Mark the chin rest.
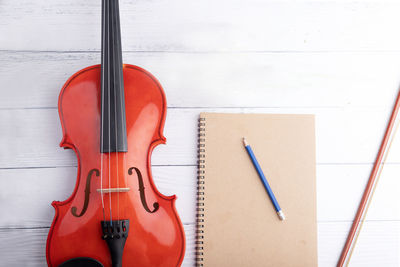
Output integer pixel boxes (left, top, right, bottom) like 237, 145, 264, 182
59, 257, 104, 267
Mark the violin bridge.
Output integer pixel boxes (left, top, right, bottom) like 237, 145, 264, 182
96, 188, 130, 193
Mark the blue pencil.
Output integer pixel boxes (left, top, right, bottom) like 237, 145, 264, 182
243, 137, 285, 221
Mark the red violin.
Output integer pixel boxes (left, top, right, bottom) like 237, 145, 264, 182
46, 1, 185, 266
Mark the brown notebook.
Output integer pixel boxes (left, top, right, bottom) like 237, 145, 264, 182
195, 113, 317, 267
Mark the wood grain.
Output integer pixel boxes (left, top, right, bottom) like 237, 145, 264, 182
0, 224, 196, 267
0, 107, 398, 168
318, 221, 400, 267
0, 166, 197, 228
1, 1, 400, 52
1, 51, 400, 109
1, 163, 399, 230
0, 221, 398, 266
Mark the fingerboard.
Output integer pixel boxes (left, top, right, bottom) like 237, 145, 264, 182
100, 0, 128, 153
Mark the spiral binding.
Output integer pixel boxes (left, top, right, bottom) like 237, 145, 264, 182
195, 116, 206, 266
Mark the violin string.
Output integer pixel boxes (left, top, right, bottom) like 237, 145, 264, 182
112, 0, 120, 223
116, 0, 126, 220
107, 0, 113, 225
99, 0, 106, 222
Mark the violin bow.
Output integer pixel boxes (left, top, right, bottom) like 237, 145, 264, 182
337, 88, 400, 266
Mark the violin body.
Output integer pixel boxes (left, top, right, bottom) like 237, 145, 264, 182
46, 64, 185, 266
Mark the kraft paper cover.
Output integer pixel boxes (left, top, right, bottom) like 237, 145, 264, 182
199, 113, 317, 267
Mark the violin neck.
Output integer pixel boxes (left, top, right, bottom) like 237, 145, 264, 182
100, 0, 128, 153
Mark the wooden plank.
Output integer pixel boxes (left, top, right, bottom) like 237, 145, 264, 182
0, 221, 398, 266
1, 51, 400, 109
318, 221, 400, 266
349, 221, 400, 266
1, 1, 400, 52
1, 163, 399, 228
0, 166, 196, 228
317, 164, 400, 222
0, 227, 50, 267
0, 107, 397, 168
0, 224, 196, 267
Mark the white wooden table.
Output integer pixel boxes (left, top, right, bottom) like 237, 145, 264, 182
1, 0, 400, 266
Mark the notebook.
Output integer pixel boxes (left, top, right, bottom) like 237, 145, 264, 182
195, 113, 317, 267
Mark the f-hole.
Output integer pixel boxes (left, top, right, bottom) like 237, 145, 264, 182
71, 168, 100, 217
128, 167, 159, 213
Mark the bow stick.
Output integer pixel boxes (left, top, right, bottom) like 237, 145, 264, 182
338, 88, 400, 266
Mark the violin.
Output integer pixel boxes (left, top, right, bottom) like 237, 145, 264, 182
46, 0, 185, 266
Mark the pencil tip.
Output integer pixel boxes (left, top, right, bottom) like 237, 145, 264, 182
243, 137, 249, 147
